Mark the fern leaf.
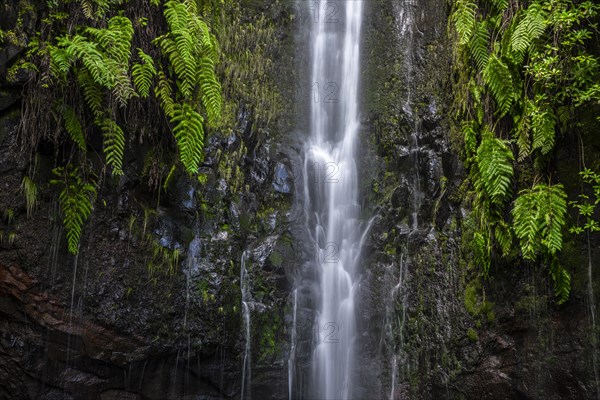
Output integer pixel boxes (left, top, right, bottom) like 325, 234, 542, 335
531, 105, 556, 155
474, 230, 491, 274
199, 56, 222, 124
21, 176, 38, 218
550, 258, 570, 304
512, 188, 540, 260
156, 71, 175, 117
132, 48, 156, 98
99, 117, 125, 176
476, 132, 514, 205
52, 168, 96, 255
483, 54, 515, 116
49, 46, 72, 79
512, 183, 567, 259
495, 220, 512, 256
171, 102, 205, 174
510, 4, 547, 54
540, 183, 567, 255
78, 71, 104, 116
62, 106, 86, 151
462, 120, 478, 158
468, 20, 490, 70
453, 0, 477, 45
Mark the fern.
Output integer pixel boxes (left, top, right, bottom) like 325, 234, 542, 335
495, 220, 513, 256
132, 48, 156, 98
78, 71, 104, 116
21, 176, 38, 218
476, 132, 514, 205
62, 106, 86, 151
512, 183, 567, 260
99, 117, 125, 176
512, 188, 540, 259
51, 167, 96, 255
483, 54, 515, 116
453, 0, 478, 45
531, 104, 556, 155
474, 230, 491, 274
156, 71, 175, 117
86, 16, 133, 65
550, 258, 570, 304
510, 4, 547, 54
462, 120, 478, 158
171, 102, 205, 174
49, 46, 72, 79
468, 20, 490, 70
539, 183, 567, 255
514, 98, 533, 161
199, 56, 222, 124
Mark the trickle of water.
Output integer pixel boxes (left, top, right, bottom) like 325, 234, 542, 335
288, 288, 298, 399
302, 1, 365, 398
240, 251, 252, 400
586, 233, 600, 400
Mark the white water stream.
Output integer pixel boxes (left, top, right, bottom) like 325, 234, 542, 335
302, 1, 365, 398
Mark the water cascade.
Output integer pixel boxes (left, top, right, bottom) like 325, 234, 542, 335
240, 251, 252, 400
300, 1, 365, 398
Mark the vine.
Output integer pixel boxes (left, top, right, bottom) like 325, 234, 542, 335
451, 0, 600, 302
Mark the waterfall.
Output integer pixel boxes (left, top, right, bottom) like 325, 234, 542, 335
240, 251, 251, 400
300, 1, 365, 398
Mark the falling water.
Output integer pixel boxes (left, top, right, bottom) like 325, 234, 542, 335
240, 251, 251, 400
288, 288, 298, 399
586, 233, 600, 399
302, 1, 365, 398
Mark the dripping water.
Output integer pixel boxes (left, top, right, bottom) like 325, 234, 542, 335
240, 251, 251, 400
300, 1, 366, 398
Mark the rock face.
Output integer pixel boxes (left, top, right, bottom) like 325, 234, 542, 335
360, 0, 600, 399
1, 0, 599, 399
0, 1, 295, 399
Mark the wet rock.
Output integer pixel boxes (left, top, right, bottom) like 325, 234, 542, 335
272, 162, 292, 194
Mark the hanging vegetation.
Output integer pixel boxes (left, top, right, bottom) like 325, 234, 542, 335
451, 0, 600, 303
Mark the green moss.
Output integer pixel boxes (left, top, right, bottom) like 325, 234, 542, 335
467, 328, 478, 342
464, 281, 480, 316
268, 250, 283, 267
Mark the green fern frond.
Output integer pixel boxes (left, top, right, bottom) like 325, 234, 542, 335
512, 188, 540, 260
51, 167, 96, 255
462, 120, 479, 158
495, 220, 512, 256
490, 0, 508, 14
49, 46, 72, 79
60, 35, 115, 88
474, 230, 491, 274
531, 105, 556, 155
453, 0, 477, 45
156, 71, 175, 117
98, 117, 125, 176
512, 183, 567, 259
199, 56, 222, 124
468, 20, 490, 70
21, 176, 38, 218
62, 106, 86, 151
476, 132, 514, 205
550, 258, 570, 304
510, 4, 547, 54
78, 71, 104, 116
483, 54, 515, 116
540, 183, 567, 255
132, 48, 156, 98
171, 102, 205, 174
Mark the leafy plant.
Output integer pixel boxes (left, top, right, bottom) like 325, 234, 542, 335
51, 167, 96, 254
21, 176, 38, 218
451, 0, 600, 302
